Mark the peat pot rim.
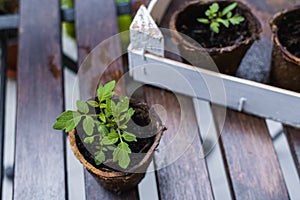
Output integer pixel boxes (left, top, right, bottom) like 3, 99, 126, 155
169, 0, 262, 55
270, 5, 300, 65
69, 114, 166, 179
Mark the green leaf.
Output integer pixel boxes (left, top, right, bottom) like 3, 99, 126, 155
227, 11, 232, 18
102, 130, 119, 145
119, 113, 127, 122
103, 80, 115, 99
216, 18, 229, 28
128, 108, 135, 117
112, 143, 131, 169
122, 132, 137, 142
205, 10, 211, 17
94, 151, 105, 165
102, 136, 118, 145
84, 136, 94, 144
229, 14, 245, 25
118, 97, 129, 113
98, 125, 109, 135
118, 142, 131, 153
100, 103, 107, 109
210, 22, 220, 33
83, 116, 94, 136
109, 129, 119, 139
87, 100, 99, 107
53, 111, 81, 132
97, 84, 104, 102
119, 124, 127, 130
99, 113, 106, 123
110, 100, 117, 118
197, 18, 210, 24
76, 100, 89, 114
53, 121, 66, 130
209, 3, 219, 13
221, 2, 237, 16
205, 10, 217, 19
56, 110, 80, 121
122, 108, 134, 125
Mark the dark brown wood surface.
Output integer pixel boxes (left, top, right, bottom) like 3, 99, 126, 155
143, 87, 214, 200
285, 126, 300, 175
213, 108, 288, 199
14, 0, 66, 199
75, 0, 138, 199
75, 0, 124, 100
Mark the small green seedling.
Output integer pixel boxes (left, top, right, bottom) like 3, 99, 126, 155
53, 80, 137, 169
197, 2, 245, 33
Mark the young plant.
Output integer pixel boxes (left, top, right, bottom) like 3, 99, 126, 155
197, 2, 245, 33
53, 80, 137, 169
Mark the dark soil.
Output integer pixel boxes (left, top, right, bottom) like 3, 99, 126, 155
75, 98, 159, 172
175, 2, 252, 48
277, 11, 300, 58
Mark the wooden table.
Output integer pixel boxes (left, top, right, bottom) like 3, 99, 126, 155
0, 0, 299, 199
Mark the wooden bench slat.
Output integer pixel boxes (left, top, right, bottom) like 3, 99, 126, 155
75, 0, 124, 100
144, 87, 214, 200
285, 126, 300, 175
213, 108, 289, 199
144, 3, 213, 198
75, 0, 138, 198
14, 1, 66, 199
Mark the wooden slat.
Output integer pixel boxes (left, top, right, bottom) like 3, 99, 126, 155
76, 0, 124, 99
14, 0, 66, 199
143, 4, 212, 199
285, 126, 300, 175
0, 32, 7, 197
143, 87, 213, 200
213, 108, 289, 199
75, 0, 138, 199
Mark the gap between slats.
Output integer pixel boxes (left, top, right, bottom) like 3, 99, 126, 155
1, 78, 16, 200
266, 120, 300, 200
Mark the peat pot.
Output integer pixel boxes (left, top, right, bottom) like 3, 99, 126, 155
270, 6, 300, 92
170, 1, 261, 75
69, 99, 166, 193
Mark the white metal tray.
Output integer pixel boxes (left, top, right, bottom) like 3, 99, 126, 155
128, 0, 300, 127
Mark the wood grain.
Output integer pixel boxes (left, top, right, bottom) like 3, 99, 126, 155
75, 0, 138, 198
75, 0, 124, 99
285, 126, 300, 175
14, 0, 66, 199
213, 107, 289, 200
143, 87, 213, 200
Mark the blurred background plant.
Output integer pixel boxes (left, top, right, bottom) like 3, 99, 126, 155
61, 0, 76, 39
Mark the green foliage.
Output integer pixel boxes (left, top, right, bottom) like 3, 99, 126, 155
53, 80, 136, 169
197, 2, 245, 33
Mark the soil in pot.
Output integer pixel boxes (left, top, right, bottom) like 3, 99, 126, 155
270, 7, 300, 92
70, 98, 165, 193
276, 11, 300, 58
170, 1, 261, 75
176, 4, 251, 49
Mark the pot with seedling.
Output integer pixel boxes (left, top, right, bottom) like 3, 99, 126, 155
170, 1, 261, 75
53, 80, 166, 193
270, 6, 300, 92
